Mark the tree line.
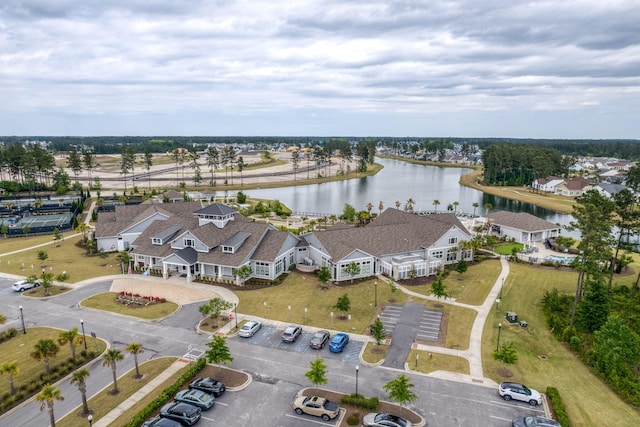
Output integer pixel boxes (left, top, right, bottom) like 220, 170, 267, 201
481, 142, 571, 186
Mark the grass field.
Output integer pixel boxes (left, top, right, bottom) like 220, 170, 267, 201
362, 343, 388, 364
81, 292, 179, 320
408, 259, 501, 306
237, 273, 408, 334
56, 357, 180, 427
0, 235, 122, 281
483, 262, 640, 425
0, 327, 107, 397
408, 349, 470, 375
0, 233, 67, 255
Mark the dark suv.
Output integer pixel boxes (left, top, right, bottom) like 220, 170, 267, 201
281, 325, 302, 343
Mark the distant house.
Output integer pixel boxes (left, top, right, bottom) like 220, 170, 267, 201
532, 176, 594, 197
596, 182, 627, 199
487, 211, 561, 244
554, 177, 594, 197
163, 190, 184, 203
532, 176, 564, 193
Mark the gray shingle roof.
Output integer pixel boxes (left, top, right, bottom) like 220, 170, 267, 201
223, 231, 251, 248
487, 211, 560, 232
193, 204, 237, 216
152, 224, 183, 241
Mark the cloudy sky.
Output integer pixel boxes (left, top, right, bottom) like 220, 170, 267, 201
1, 0, 639, 138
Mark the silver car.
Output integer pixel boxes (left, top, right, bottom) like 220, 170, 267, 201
363, 412, 412, 427
239, 320, 262, 337
12, 279, 40, 292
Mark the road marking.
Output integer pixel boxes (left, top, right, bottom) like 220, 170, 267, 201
491, 415, 512, 421
215, 401, 229, 407
488, 399, 545, 413
284, 413, 335, 426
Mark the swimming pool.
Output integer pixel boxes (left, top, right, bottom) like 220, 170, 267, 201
544, 255, 576, 264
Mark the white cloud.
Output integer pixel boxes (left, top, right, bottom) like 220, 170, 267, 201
0, 0, 639, 137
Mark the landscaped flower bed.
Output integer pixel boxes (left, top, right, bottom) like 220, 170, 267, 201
115, 291, 166, 307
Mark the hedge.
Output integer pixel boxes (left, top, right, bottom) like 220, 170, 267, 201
124, 358, 207, 427
340, 393, 379, 411
546, 386, 571, 427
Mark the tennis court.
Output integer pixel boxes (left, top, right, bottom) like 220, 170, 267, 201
11, 213, 73, 229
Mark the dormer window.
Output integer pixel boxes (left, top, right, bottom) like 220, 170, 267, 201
152, 238, 162, 245
184, 238, 194, 247
222, 245, 233, 253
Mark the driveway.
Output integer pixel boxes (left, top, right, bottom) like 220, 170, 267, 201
109, 276, 238, 305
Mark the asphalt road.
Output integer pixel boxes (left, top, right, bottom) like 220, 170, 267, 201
0, 277, 545, 427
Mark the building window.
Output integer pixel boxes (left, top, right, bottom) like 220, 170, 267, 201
448, 237, 458, 245
446, 248, 457, 262
255, 262, 269, 276
223, 245, 233, 253
431, 250, 443, 259
184, 238, 194, 247
152, 238, 162, 245
275, 259, 283, 275
360, 260, 371, 275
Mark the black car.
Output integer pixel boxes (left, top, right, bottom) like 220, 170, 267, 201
281, 325, 302, 343
189, 377, 226, 397
141, 417, 183, 427
309, 330, 330, 349
512, 415, 561, 427
159, 402, 201, 426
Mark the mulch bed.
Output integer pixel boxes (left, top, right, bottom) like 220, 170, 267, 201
196, 364, 249, 388
308, 389, 423, 427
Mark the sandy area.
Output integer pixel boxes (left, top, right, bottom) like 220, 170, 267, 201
109, 277, 221, 305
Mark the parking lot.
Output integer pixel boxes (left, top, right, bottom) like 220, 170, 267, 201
230, 324, 364, 365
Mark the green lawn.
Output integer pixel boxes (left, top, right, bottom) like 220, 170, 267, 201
0, 233, 64, 255
0, 327, 107, 397
362, 342, 388, 364
483, 262, 640, 426
408, 349, 470, 375
81, 292, 179, 320
409, 259, 501, 305
436, 302, 477, 350
237, 273, 408, 334
0, 235, 122, 282
493, 242, 524, 256
57, 357, 180, 427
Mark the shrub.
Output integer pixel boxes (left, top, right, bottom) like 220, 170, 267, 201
347, 413, 360, 425
493, 342, 518, 364
546, 387, 571, 427
340, 393, 379, 411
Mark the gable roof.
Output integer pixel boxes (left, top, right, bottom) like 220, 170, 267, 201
488, 211, 559, 232
309, 209, 470, 261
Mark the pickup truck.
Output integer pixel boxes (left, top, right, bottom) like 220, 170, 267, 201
293, 395, 340, 421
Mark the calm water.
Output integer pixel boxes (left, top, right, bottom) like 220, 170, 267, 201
226, 157, 574, 231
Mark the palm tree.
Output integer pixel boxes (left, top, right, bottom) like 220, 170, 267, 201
1, 361, 19, 395
116, 251, 133, 274
31, 339, 59, 375
36, 384, 64, 427
126, 342, 144, 378
433, 199, 440, 213
406, 198, 415, 213
378, 201, 384, 215
484, 202, 493, 216
472, 202, 479, 217
366, 202, 373, 216
70, 368, 90, 414
103, 349, 124, 394
76, 222, 89, 243
58, 328, 83, 360
395, 200, 401, 209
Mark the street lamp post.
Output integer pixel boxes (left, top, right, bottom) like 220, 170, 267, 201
374, 280, 377, 307
496, 323, 502, 352
80, 320, 88, 351
234, 303, 238, 329
19, 306, 26, 334
288, 305, 291, 322
88, 414, 93, 426
355, 365, 360, 397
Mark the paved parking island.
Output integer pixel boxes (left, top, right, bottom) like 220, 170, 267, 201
231, 325, 364, 364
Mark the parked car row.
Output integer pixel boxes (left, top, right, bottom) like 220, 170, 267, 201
238, 322, 351, 353
142, 377, 225, 426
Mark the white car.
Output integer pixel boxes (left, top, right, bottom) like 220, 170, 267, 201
238, 320, 262, 337
12, 279, 41, 292
499, 382, 542, 406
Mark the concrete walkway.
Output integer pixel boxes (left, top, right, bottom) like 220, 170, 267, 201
391, 256, 510, 385
92, 359, 190, 427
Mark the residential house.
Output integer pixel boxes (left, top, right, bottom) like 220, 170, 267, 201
487, 211, 561, 244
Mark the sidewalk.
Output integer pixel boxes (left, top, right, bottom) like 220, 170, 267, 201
93, 359, 190, 427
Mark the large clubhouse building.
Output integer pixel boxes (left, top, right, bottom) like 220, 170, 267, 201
95, 201, 473, 284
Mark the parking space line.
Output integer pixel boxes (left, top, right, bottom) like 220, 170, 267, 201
284, 413, 337, 426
